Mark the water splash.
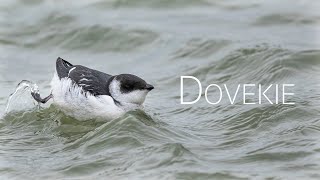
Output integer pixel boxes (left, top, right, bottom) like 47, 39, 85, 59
5, 80, 40, 114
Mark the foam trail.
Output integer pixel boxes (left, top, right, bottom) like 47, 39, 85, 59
5, 80, 40, 114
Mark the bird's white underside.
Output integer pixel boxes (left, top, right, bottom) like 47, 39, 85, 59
50, 73, 145, 121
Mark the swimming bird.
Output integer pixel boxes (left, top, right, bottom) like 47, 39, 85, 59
31, 57, 154, 120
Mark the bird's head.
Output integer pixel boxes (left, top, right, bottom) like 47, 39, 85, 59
109, 74, 154, 105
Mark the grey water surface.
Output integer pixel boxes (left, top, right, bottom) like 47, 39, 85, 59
0, 0, 320, 179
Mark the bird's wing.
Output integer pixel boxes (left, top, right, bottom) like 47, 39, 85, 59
68, 65, 113, 96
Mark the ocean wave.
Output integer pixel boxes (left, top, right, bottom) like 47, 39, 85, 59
252, 13, 320, 26
0, 105, 202, 179
184, 45, 320, 85
0, 24, 158, 52
0, 0, 266, 10
171, 38, 230, 59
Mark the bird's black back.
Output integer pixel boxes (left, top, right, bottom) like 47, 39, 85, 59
56, 57, 113, 96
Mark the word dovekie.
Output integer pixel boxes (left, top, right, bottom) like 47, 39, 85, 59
180, 76, 295, 105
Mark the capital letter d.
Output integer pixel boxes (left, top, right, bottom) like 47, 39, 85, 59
181, 76, 202, 104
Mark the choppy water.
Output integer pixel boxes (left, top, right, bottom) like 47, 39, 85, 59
0, 0, 320, 179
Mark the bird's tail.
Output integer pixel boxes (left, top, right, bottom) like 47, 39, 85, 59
56, 57, 73, 79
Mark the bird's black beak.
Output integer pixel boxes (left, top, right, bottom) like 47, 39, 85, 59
145, 84, 154, 91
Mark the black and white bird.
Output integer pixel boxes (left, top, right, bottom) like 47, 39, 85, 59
31, 57, 154, 120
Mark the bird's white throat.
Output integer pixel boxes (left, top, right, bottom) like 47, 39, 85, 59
109, 79, 148, 105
